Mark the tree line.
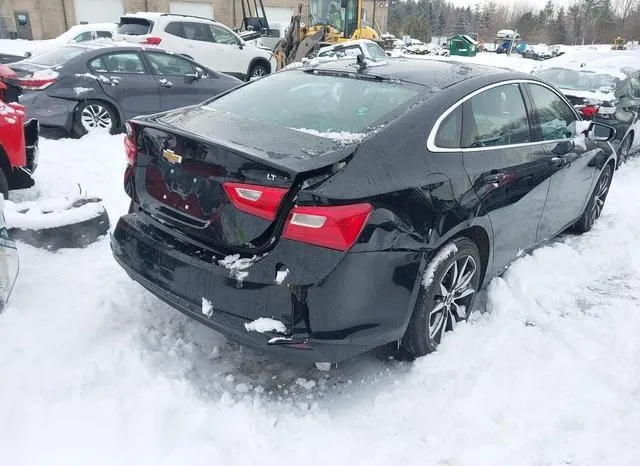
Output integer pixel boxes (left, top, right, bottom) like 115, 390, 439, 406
387, 0, 640, 46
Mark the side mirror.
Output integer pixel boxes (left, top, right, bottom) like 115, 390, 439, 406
587, 122, 616, 142
238, 40, 244, 50
187, 68, 203, 80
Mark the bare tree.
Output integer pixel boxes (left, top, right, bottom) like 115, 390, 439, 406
616, 0, 639, 34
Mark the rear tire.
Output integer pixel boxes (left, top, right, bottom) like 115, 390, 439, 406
573, 163, 613, 234
402, 237, 482, 357
72, 100, 118, 138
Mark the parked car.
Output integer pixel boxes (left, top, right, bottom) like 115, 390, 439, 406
533, 63, 640, 148
27, 23, 117, 58
0, 195, 20, 313
10, 42, 242, 137
0, 73, 38, 198
282, 39, 388, 71
112, 12, 276, 81
111, 58, 617, 364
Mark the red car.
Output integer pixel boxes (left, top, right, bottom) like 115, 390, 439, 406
0, 63, 38, 198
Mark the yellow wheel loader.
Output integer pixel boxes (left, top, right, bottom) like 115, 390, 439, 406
274, 0, 380, 70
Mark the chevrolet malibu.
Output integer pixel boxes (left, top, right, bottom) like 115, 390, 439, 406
111, 58, 617, 364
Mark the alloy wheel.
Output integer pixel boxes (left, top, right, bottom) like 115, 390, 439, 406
80, 104, 112, 132
590, 167, 611, 224
428, 254, 477, 343
251, 67, 266, 77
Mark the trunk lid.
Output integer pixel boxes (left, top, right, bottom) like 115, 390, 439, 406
131, 107, 359, 251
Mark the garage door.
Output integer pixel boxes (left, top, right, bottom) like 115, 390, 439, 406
264, 7, 293, 24
74, 0, 123, 24
169, 1, 214, 20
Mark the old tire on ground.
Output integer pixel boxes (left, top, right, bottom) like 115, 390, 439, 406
71, 100, 118, 138
402, 237, 482, 358
573, 163, 613, 234
6, 200, 110, 251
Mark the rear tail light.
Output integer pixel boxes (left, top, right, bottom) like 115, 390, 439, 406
19, 77, 56, 90
144, 36, 162, 45
580, 105, 599, 119
283, 203, 372, 251
124, 122, 137, 165
223, 182, 288, 221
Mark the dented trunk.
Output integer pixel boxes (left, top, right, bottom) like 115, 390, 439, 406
128, 108, 358, 252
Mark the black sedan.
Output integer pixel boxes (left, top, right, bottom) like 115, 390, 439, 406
10, 42, 242, 137
111, 58, 617, 364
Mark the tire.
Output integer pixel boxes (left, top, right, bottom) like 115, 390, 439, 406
0, 168, 9, 200
618, 133, 632, 168
402, 237, 482, 357
72, 100, 118, 138
5, 198, 110, 251
573, 163, 613, 234
248, 62, 269, 79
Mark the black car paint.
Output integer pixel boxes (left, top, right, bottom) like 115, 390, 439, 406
11, 44, 242, 133
111, 58, 616, 363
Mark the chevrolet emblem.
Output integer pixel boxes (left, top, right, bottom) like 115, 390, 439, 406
162, 149, 182, 164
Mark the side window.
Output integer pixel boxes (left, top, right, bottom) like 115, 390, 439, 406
164, 22, 184, 38
91, 52, 146, 74
366, 42, 388, 60
462, 83, 531, 148
435, 106, 462, 148
96, 31, 112, 38
209, 24, 238, 45
88, 56, 108, 72
146, 52, 195, 76
183, 22, 214, 42
629, 75, 640, 98
527, 83, 577, 141
72, 31, 93, 43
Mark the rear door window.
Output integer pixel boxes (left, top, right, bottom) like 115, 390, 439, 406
116, 18, 152, 35
434, 106, 462, 148
164, 22, 184, 38
90, 52, 146, 74
526, 83, 577, 141
97, 31, 113, 38
462, 83, 531, 148
183, 22, 215, 42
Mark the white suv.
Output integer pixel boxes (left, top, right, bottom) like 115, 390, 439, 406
113, 13, 275, 80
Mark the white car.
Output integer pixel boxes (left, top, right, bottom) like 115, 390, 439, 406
281, 39, 388, 71
28, 23, 117, 56
113, 13, 275, 81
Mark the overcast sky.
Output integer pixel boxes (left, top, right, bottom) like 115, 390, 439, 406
447, 0, 575, 9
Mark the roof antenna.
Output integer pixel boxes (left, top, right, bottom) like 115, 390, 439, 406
356, 53, 367, 71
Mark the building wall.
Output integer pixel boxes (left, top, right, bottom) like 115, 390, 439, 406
0, 0, 386, 40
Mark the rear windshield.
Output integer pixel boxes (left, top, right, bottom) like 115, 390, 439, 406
116, 18, 152, 35
535, 67, 620, 93
202, 70, 420, 135
27, 46, 86, 66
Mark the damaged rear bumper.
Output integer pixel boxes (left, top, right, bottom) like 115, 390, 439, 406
111, 211, 421, 363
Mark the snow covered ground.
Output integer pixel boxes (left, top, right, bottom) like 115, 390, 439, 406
1, 48, 640, 464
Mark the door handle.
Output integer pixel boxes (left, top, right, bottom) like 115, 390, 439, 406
158, 79, 173, 88
550, 156, 568, 167
483, 172, 506, 184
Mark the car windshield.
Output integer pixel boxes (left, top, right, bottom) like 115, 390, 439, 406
26, 46, 86, 66
535, 67, 620, 93
202, 71, 421, 134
